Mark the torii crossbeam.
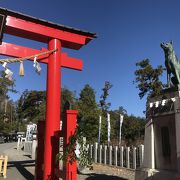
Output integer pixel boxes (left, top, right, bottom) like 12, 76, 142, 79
0, 8, 96, 180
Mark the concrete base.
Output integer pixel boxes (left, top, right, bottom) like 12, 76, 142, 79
135, 168, 180, 180
141, 90, 180, 179
143, 119, 155, 169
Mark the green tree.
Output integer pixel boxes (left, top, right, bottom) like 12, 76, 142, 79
0, 71, 16, 98
134, 59, 164, 99
16, 90, 46, 123
122, 115, 145, 145
16, 88, 77, 129
98, 81, 113, 142
61, 87, 77, 113
0, 70, 16, 118
77, 84, 99, 143
113, 106, 127, 116
0, 71, 17, 133
99, 81, 113, 113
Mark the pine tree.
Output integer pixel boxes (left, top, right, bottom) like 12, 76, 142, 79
99, 81, 113, 113
134, 59, 164, 99
77, 84, 99, 143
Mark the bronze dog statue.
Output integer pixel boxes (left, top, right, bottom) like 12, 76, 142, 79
161, 41, 180, 87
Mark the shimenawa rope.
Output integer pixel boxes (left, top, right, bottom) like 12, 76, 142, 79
0, 48, 57, 63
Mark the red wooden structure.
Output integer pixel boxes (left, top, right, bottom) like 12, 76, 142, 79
62, 110, 78, 180
36, 109, 78, 180
36, 121, 45, 180
0, 8, 96, 180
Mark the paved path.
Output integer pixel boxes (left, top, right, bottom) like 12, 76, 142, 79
0, 142, 127, 180
0, 142, 34, 180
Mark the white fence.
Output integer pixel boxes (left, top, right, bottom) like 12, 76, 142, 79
88, 143, 144, 169
18, 137, 144, 170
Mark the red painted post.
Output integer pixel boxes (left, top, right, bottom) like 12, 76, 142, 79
43, 39, 61, 180
35, 121, 45, 180
64, 110, 78, 180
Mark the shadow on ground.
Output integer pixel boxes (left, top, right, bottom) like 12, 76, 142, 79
8, 160, 35, 180
7, 160, 127, 180
80, 173, 127, 180
23, 154, 32, 158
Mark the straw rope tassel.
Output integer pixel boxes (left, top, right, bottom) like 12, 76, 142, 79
19, 61, 24, 76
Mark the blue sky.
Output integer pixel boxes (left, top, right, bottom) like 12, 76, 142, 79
1, 0, 180, 117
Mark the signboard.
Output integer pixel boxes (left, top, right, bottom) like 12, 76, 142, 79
26, 123, 37, 141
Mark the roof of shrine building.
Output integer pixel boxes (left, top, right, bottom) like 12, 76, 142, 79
0, 7, 97, 38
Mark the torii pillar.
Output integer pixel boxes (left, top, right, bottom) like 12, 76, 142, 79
45, 39, 61, 179
0, 8, 96, 180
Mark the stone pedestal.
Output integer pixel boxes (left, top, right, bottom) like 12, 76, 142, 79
136, 90, 180, 180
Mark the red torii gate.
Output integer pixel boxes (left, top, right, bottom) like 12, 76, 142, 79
0, 8, 96, 180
